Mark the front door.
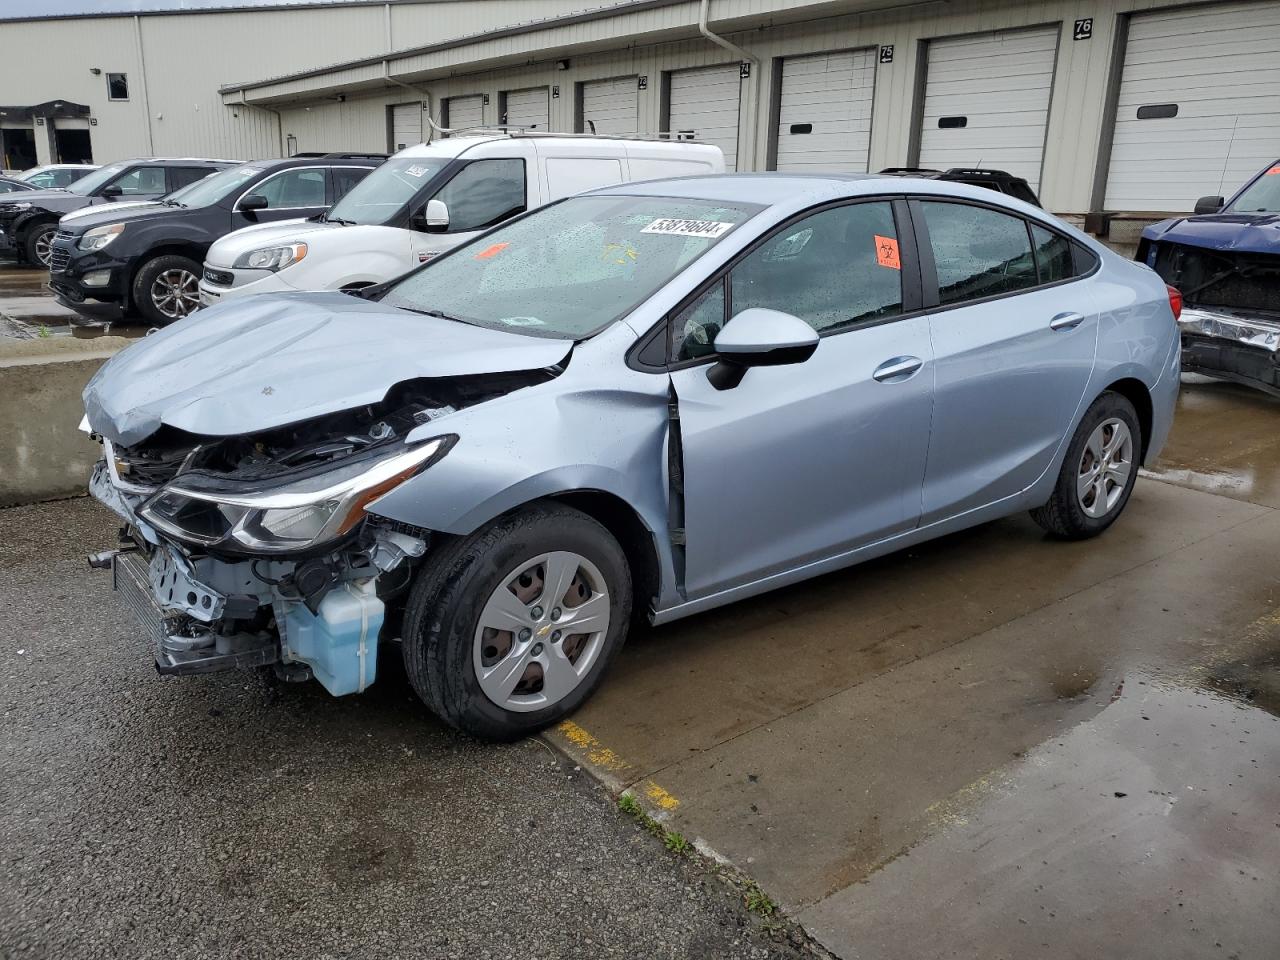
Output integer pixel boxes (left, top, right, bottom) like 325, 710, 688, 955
912, 199, 1098, 522
233, 166, 331, 228
670, 200, 935, 599
407, 156, 530, 267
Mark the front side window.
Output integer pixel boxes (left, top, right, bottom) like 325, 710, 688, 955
672, 280, 727, 362
107, 73, 129, 101
110, 166, 167, 195
382, 194, 760, 339
168, 167, 216, 191
428, 158, 526, 233
730, 202, 905, 334
920, 201, 1036, 305
249, 168, 327, 208
325, 156, 450, 225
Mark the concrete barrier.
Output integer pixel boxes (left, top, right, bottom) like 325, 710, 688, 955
0, 337, 133, 508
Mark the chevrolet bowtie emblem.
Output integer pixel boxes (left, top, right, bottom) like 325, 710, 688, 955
537, 624, 552, 637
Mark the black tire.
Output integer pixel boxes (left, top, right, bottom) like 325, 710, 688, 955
23, 221, 56, 268
402, 503, 632, 741
131, 254, 202, 325
1031, 391, 1142, 540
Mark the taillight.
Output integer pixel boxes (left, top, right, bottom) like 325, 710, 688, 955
1166, 284, 1183, 321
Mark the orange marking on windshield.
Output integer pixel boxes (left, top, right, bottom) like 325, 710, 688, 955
474, 242, 510, 260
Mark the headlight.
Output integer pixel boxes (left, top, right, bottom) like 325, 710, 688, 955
233, 242, 308, 272
79, 222, 125, 252
138, 435, 454, 554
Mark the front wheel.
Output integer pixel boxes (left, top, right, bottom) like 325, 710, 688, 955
132, 254, 201, 324
402, 503, 632, 741
24, 222, 57, 268
1030, 391, 1142, 540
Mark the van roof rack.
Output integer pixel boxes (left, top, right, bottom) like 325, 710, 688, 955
424, 116, 705, 145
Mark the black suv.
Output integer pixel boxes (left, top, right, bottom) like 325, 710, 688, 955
878, 167, 1042, 207
0, 158, 235, 268
48, 153, 384, 324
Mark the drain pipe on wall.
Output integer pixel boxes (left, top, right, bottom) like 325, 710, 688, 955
698, 0, 759, 170
240, 92, 285, 157
386, 62, 435, 145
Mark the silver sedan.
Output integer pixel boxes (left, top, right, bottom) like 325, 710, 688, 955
84, 174, 1181, 740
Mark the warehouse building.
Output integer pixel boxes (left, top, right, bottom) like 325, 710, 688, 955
3, 0, 1279, 240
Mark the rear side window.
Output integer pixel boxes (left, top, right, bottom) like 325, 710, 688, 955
330, 166, 372, 203
1031, 224, 1073, 283
431, 158, 526, 233
111, 166, 167, 195
167, 167, 215, 191
920, 201, 1037, 305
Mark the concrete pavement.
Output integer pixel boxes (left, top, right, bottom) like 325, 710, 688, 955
550, 376, 1280, 959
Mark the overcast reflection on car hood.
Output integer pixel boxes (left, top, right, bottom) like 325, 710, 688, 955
83, 291, 571, 446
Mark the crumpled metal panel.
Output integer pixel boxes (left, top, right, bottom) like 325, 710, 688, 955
1144, 212, 1280, 256
1179, 306, 1280, 354
82, 291, 571, 446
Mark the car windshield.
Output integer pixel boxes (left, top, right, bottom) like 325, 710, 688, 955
325, 157, 449, 225
381, 194, 762, 339
1227, 164, 1280, 213
68, 162, 130, 196
166, 164, 261, 207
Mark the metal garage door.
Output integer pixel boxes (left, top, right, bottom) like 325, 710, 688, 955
917, 27, 1058, 190
581, 76, 638, 135
668, 64, 741, 170
1105, 1, 1280, 211
775, 49, 876, 173
390, 102, 422, 151
445, 94, 484, 135
503, 87, 550, 130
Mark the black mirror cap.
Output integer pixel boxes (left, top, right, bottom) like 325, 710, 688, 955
100, 184, 123, 198
240, 193, 269, 212
706, 341, 818, 391
1193, 195, 1224, 215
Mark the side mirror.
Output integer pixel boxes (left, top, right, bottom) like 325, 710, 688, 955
239, 193, 269, 214
1193, 195, 1224, 215
707, 308, 819, 390
415, 198, 449, 233
100, 184, 123, 199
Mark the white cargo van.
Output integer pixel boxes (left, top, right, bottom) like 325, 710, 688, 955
198, 132, 724, 305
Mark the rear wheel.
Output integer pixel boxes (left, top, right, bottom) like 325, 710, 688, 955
132, 254, 201, 324
24, 222, 56, 268
1031, 391, 1142, 540
402, 503, 632, 741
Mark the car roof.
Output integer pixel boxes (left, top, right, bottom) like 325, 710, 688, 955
594, 172, 1035, 207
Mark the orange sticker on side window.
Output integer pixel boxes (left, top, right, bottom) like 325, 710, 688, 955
1266, 165, 1280, 176
874, 235, 901, 270
474, 242, 510, 260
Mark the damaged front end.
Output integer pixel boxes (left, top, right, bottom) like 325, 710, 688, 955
86, 384, 471, 694
1142, 238, 1280, 396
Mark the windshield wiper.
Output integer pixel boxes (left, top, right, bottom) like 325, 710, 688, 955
395, 305, 472, 325
161, 198, 186, 208
321, 214, 356, 225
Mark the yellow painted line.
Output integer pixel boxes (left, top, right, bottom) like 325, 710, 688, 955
554, 720, 681, 813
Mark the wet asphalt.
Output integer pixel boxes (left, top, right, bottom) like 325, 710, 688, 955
0, 499, 811, 960
0, 263, 145, 341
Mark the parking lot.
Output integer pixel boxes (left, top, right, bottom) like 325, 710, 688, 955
4, 259, 1280, 958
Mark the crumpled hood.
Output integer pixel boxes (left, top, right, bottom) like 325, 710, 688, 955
1142, 212, 1280, 255
205, 218, 340, 264
83, 291, 571, 446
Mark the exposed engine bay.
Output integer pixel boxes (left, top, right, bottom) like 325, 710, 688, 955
88, 369, 555, 693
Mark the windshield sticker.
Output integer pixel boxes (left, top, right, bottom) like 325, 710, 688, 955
875, 235, 901, 270
474, 242, 510, 260
499, 316, 544, 327
641, 218, 735, 238
405, 165, 431, 178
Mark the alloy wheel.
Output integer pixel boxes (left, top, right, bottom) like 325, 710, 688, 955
473, 551, 610, 712
33, 231, 54, 268
1077, 417, 1133, 519
151, 268, 200, 320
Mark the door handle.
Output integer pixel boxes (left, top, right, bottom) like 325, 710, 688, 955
1049, 311, 1086, 331
872, 356, 923, 382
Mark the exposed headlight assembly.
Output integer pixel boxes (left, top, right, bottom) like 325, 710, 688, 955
139, 435, 455, 554
234, 242, 308, 272
79, 222, 125, 251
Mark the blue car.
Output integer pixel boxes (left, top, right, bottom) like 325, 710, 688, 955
1138, 159, 1280, 397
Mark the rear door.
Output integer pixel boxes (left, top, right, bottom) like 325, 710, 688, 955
671, 198, 934, 598
913, 198, 1097, 522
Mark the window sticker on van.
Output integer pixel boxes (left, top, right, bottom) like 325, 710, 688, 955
641, 218, 735, 238
405, 165, 431, 178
